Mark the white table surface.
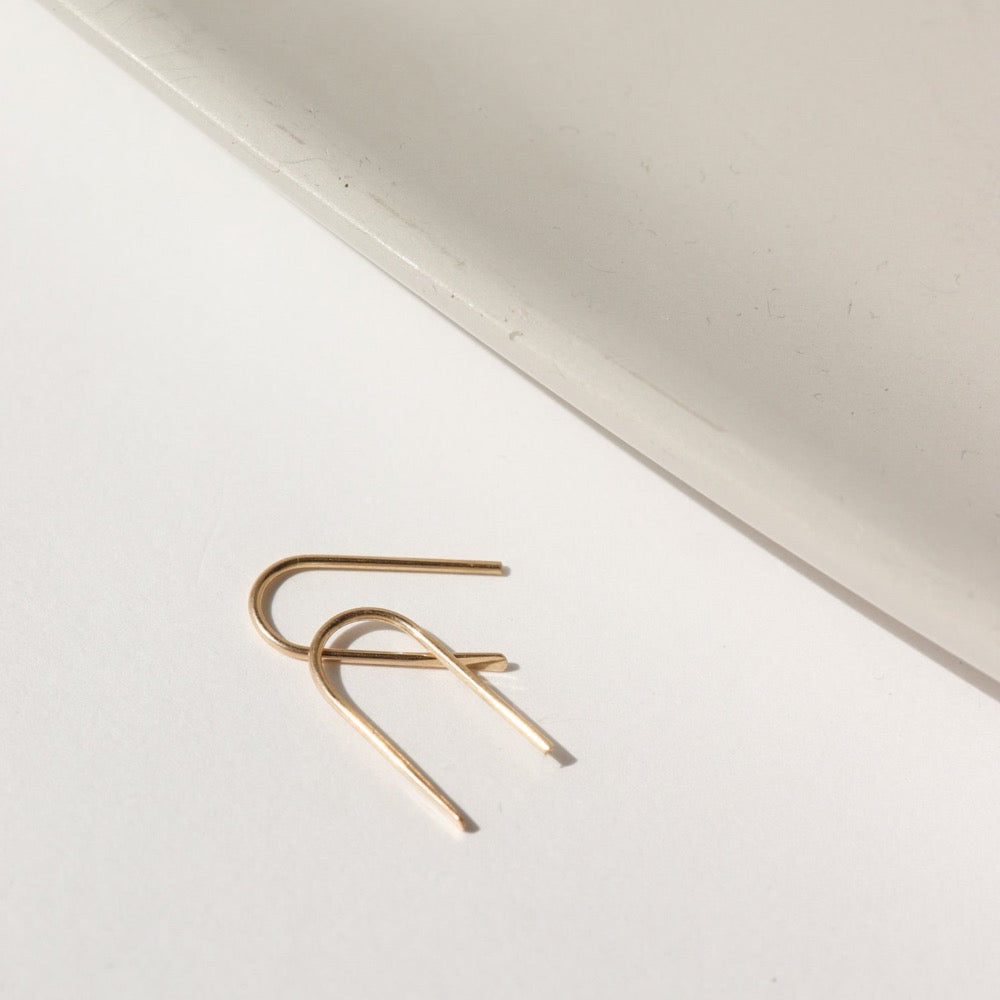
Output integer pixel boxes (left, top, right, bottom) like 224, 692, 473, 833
4, 4, 1000, 997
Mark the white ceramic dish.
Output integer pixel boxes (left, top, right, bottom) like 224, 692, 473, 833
42, 0, 1000, 678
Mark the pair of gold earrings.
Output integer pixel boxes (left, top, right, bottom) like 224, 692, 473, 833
248, 555, 559, 831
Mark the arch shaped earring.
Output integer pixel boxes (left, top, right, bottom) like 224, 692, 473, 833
308, 606, 554, 830
249, 554, 509, 672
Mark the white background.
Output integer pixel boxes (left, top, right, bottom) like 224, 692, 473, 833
4, 3, 1000, 997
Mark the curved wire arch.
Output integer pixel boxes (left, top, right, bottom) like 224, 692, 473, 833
308, 606, 553, 830
249, 554, 508, 672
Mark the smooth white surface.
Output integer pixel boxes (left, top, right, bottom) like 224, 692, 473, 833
4, 5, 1000, 998
39, 0, 1000, 678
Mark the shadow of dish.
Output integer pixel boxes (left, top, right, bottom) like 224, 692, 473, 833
518, 374, 1000, 705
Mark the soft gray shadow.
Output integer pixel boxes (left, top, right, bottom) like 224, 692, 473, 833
491, 363, 1000, 705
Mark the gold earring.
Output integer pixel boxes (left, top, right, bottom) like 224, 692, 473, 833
249, 554, 558, 831
308, 605, 553, 831
249, 554, 509, 671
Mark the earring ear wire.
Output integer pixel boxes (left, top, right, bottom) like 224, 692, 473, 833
249, 554, 560, 831
249, 554, 508, 671
308, 606, 554, 831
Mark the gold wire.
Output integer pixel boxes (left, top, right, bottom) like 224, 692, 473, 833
308, 606, 554, 831
249, 554, 508, 672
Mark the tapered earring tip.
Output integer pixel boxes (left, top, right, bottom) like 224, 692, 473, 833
449, 810, 477, 833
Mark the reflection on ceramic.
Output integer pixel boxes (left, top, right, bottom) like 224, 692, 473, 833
43, 0, 1000, 677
